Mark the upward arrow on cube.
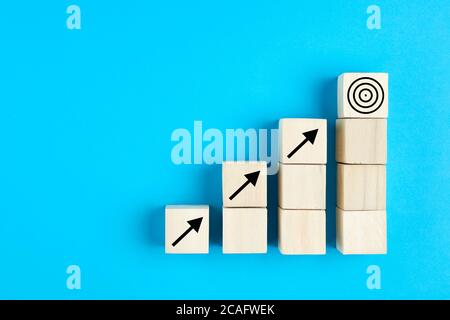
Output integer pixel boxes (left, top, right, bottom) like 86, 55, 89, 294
287, 129, 319, 159
171, 217, 203, 247
229, 171, 260, 201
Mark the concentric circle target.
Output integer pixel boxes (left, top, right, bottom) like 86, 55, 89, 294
347, 77, 384, 114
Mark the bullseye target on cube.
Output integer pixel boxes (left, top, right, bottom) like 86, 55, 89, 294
338, 73, 388, 118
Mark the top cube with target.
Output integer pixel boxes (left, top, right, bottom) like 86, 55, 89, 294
338, 73, 388, 119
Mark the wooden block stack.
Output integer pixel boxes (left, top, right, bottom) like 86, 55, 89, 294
336, 73, 388, 254
222, 161, 267, 253
278, 119, 327, 254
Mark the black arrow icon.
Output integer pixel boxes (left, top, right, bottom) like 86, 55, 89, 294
287, 129, 319, 159
171, 217, 203, 247
229, 171, 260, 201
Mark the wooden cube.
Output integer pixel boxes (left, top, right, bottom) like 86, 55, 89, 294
279, 164, 326, 209
337, 164, 386, 210
338, 73, 388, 118
165, 205, 209, 254
279, 118, 327, 164
223, 207, 267, 254
336, 118, 387, 164
222, 161, 267, 207
337, 208, 387, 254
278, 208, 326, 255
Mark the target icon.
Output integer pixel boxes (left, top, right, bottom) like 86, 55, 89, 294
347, 77, 385, 114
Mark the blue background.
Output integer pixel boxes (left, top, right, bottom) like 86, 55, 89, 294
0, 1, 449, 299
